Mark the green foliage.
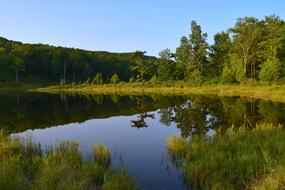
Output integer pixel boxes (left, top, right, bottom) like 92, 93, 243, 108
259, 57, 281, 84
0, 130, 137, 190
167, 124, 285, 190
103, 171, 138, 190
85, 77, 92, 84
176, 21, 208, 80
128, 76, 135, 83
131, 51, 152, 85
1, 15, 285, 86
93, 144, 111, 168
149, 74, 158, 83
167, 137, 187, 160
209, 32, 231, 78
222, 64, 235, 83
231, 54, 246, 83
110, 73, 120, 84
92, 73, 104, 84
0, 37, 156, 84
188, 70, 203, 86
157, 49, 175, 81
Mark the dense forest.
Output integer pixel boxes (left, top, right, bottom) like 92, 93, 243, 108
0, 15, 285, 85
0, 38, 157, 84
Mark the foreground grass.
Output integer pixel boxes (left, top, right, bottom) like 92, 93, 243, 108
36, 82, 285, 103
0, 131, 138, 190
167, 123, 285, 190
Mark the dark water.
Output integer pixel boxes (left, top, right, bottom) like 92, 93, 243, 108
1, 92, 285, 190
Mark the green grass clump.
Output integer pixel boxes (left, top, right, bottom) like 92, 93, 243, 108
103, 170, 138, 190
167, 123, 285, 190
93, 143, 111, 168
166, 136, 187, 161
251, 166, 285, 190
0, 130, 137, 190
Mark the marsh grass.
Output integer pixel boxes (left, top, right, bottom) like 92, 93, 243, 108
36, 82, 285, 103
103, 170, 138, 190
0, 130, 138, 190
93, 143, 111, 168
166, 137, 187, 164
167, 123, 285, 190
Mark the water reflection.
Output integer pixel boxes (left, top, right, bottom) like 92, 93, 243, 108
1, 93, 285, 137
2, 92, 285, 190
131, 96, 155, 128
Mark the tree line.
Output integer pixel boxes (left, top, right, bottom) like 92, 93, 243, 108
0, 15, 285, 85
157, 15, 285, 85
0, 38, 156, 84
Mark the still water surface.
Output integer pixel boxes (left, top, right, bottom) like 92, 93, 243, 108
1, 92, 285, 190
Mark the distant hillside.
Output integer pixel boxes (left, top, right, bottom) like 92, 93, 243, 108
0, 37, 157, 84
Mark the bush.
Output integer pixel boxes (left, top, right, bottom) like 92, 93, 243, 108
110, 73, 120, 84
92, 73, 104, 85
129, 77, 135, 83
84, 78, 91, 84
259, 57, 281, 84
188, 70, 203, 86
222, 64, 235, 83
149, 75, 158, 83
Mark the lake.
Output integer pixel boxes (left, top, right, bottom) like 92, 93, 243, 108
1, 92, 285, 190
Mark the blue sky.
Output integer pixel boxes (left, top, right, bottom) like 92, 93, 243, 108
0, 0, 284, 56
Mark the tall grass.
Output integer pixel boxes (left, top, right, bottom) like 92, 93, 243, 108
93, 143, 111, 168
36, 82, 285, 103
0, 130, 138, 190
167, 123, 285, 190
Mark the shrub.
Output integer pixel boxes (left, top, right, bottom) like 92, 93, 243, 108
222, 64, 236, 83
92, 73, 104, 85
129, 77, 135, 83
149, 75, 158, 83
110, 73, 120, 84
188, 70, 203, 86
259, 57, 281, 84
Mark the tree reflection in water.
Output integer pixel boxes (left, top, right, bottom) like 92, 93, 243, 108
1, 93, 285, 136
131, 96, 155, 129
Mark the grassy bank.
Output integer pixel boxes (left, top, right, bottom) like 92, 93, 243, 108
0, 131, 137, 190
36, 82, 285, 103
167, 123, 285, 190
0, 82, 44, 92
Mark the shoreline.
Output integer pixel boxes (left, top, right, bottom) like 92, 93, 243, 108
34, 83, 285, 103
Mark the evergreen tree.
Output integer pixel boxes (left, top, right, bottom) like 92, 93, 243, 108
110, 73, 119, 84
92, 73, 104, 84
157, 49, 175, 81
209, 32, 231, 78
